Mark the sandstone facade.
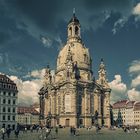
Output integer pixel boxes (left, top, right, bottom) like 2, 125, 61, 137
39, 13, 111, 128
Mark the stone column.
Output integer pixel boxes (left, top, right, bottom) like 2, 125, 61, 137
103, 96, 107, 116
98, 94, 102, 126
84, 88, 87, 126
105, 92, 111, 127
94, 90, 99, 114
61, 93, 64, 114
98, 94, 101, 115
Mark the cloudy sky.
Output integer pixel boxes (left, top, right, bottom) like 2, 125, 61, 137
1, 0, 140, 105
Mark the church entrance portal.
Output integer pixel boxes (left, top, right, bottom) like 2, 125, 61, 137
65, 119, 70, 127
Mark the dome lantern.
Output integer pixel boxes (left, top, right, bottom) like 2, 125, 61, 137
67, 9, 81, 42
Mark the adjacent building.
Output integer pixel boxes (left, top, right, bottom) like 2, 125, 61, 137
125, 101, 135, 126
134, 102, 140, 126
0, 74, 18, 130
17, 106, 39, 126
113, 100, 128, 125
39, 13, 111, 127
113, 100, 140, 126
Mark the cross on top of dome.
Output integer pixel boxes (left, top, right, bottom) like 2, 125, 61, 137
69, 8, 79, 24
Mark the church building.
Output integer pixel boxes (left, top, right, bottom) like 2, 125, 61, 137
38, 13, 111, 128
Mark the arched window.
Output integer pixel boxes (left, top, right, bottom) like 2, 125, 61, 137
3, 107, 6, 112
84, 54, 88, 62
8, 99, 11, 104
84, 54, 86, 62
13, 100, 16, 105
13, 108, 15, 113
58, 96, 61, 114
65, 94, 71, 113
3, 99, 6, 104
69, 27, 72, 36
49, 97, 51, 112
8, 107, 10, 112
75, 26, 79, 35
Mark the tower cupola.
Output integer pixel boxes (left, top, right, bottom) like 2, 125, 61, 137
67, 10, 81, 42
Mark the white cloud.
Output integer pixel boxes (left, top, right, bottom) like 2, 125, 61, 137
30, 69, 46, 79
40, 35, 52, 47
55, 36, 64, 50
127, 60, 140, 101
129, 60, 140, 74
133, 3, 140, 15
112, 17, 127, 34
128, 88, 140, 101
9, 69, 45, 106
128, 59, 140, 88
24, 68, 46, 79
109, 75, 127, 103
131, 75, 140, 88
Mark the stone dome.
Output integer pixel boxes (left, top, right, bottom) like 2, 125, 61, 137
56, 13, 92, 75
56, 42, 92, 72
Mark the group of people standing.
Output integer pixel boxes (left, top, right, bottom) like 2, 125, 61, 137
0, 126, 20, 140
123, 126, 138, 134
0, 126, 12, 140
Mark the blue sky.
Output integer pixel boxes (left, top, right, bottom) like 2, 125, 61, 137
1, 0, 140, 105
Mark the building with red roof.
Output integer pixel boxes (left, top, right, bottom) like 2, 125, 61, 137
113, 100, 140, 126
16, 106, 39, 126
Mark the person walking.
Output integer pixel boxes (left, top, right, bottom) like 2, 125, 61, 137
0, 127, 5, 140
135, 127, 138, 134
70, 126, 73, 135
6, 126, 11, 138
15, 128, 19, 138
55, 127, 58, 135
73, 127, 76, 136
24, 127, 27, 133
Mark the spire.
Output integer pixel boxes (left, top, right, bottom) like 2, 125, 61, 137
68, 9, 79, 24
73, 8, 75, 17
101, 58, 104, 62
100, 58, 105, 69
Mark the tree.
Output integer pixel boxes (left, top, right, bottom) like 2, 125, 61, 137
117, 109, 123, 127
110, 106, 114, 126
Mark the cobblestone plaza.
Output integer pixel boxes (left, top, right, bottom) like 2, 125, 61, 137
1, 128, 140, 140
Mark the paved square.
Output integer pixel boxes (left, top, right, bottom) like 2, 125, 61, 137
1, 128, 140, 140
